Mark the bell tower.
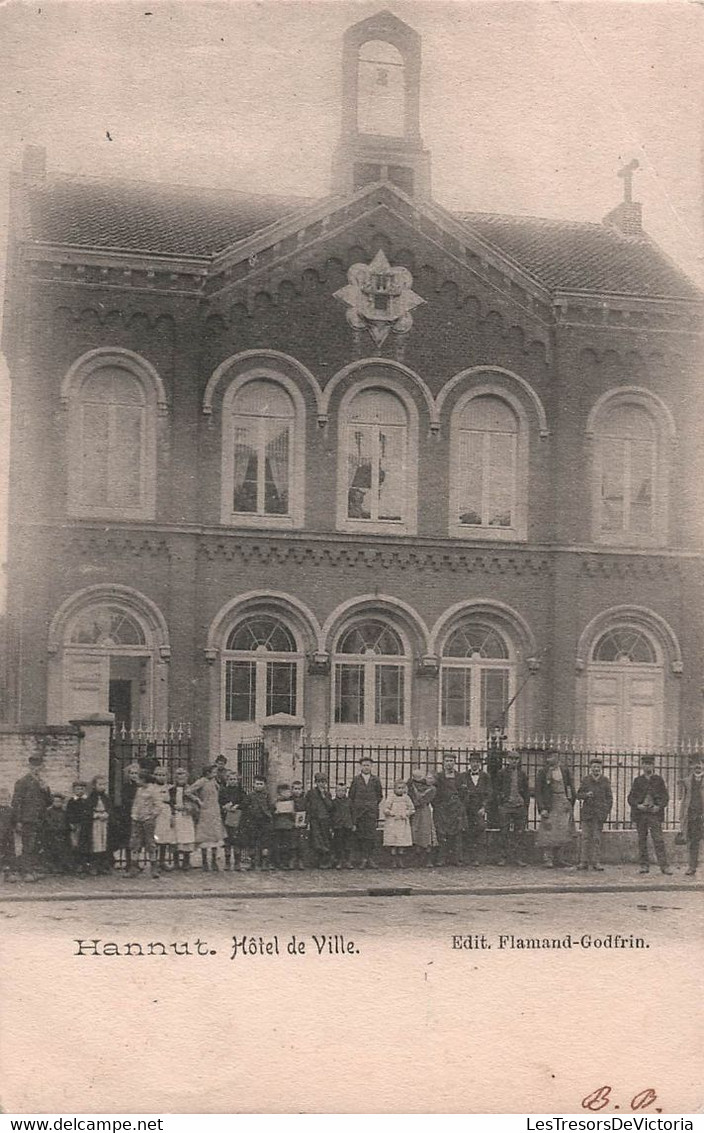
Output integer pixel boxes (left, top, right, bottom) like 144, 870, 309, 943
332, 10, 432, 199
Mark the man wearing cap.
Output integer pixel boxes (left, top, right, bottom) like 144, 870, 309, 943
627, 755, 672, 875
12, 755, 52, 880
495, 750, 530, 866
349, 756, 383, 868
679, 756, 704, 876
576, 758, 613, 871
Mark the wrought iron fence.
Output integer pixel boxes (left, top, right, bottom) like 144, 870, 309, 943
237, 739, 268, 791
109, 723, 193, 808
298, 740, 691, 831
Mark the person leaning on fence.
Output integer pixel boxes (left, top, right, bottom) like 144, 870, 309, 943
349, 757, 383, 869
460, 753, 492, 867
330, 782, 355, 869
576, 759, 613, 871
0, 787, 19, 882
407, 768, 437, 867
12, 755, 52, 881
535, 751, 576, 869
219, 769, 246, 870
126, 769, 162, 879
679, 756, 704, 876
305, 773, 334, 869
169, 767, 199, 870
628, 755, 672, 876
242, 775, 274, 870
291, 780, 308, 869
496, 751, 530, 867
433, 754, 467, 866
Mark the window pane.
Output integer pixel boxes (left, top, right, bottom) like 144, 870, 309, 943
224, 661, 256, 722
82, 403, 110, 506
335, 664, 364, 724
234, 380, 293, 419
338, 621, 403, 656
264, 423, 290, 515
374, 664, 403, 725
441, 668, 471, 727
481, 668, 509, 732
629, 440, 654, 535
485, 433, 514, 527
227, 617, 296, 653
444, 624, 508, 659
600, 438, 625, 532
233, 424, 258, 513
348, 425, 374, 518
266, 661, 297, 716
110, 404, 142, 507
461, 395, 517, 433
457, 431, 483, 525
378, 426, 405, 521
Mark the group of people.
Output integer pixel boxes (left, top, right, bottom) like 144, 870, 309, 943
2, 749, 703, 881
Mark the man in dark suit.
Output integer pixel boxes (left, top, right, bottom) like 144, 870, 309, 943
460, 753, 492, 865
349, 757, 383, 868
628, 755, 672, 875
495, 750, 530, 866
12, 754, 52, 880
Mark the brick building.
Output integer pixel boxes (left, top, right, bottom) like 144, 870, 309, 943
2, 10, 703, 766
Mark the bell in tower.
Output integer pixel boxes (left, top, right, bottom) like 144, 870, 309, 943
332, 10, 432, 199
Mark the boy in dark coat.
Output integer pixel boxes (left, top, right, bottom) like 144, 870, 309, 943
576, 759, 613, 870
628, 755, 672, 875
330, 782, 354, 869
219, 770, 246, 870
0, 787, 18, 882
43, 792, 72, 874
496, 751, 530, 866
271, 782, 296, 870
305, 774, 334, 869
349, 757, 383, 868
12, 755, 52, 879
460, 754, 492, 866
242, 776, 274, 870
66, 780, 91, 874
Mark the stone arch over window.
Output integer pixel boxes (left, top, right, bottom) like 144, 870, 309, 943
576, 606, 682, 749
436, 366, 549, 437
206, 593, 320, 756
335, 376, 420, 535
202, 350, 323, 417
586, 387, 675, 547
447, 385, 530, 541
220, 370, 306, 528
62, 348, 165, 520
46, 585, 170, 727
430, 601, 539, 743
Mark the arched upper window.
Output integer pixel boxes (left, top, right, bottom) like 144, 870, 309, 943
449, 391, 527, 541
221, 375, 304, 529
592, 627, 658, 665
69, 606, 146, 648
339, 384, 417, 535
590, 393, 672, 547
66, 357, 158, 520
223, 614, 302, 723
333, 617, 410, 733
357, 40, 405, 137
440, 620, 514, 744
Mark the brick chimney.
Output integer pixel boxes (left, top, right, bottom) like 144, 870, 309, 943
603, 158, 643, 237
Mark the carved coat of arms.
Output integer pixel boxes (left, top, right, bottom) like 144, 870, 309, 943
334, 249, 425, 346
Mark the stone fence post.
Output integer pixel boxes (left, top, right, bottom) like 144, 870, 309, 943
70, 713, 114, 785
261, 713, 305, 802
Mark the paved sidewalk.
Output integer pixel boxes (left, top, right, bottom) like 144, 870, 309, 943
1, 861, 701, 902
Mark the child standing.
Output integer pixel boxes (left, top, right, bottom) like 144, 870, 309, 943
305, 774, 333, 869
191, 764, 226, 872
383, 780, 415, 867
272, 783, 296, 870
243, 776, 274, 870
127, 771, 161, 879
169, 768, 199, 870
291, 780, 307, 870
152, 766, 174, 872
330, 783, 354, 869
42, 793, 70, 874
85, 776, 113, 875
219, 770, 246, 871
0, 788, 17, 882
66, 781, 91, 875
407, 769, 437, 867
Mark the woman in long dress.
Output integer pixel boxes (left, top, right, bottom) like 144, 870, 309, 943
535, 752, 576, 867
190, 764, 225, 871
407, 768, 437, 866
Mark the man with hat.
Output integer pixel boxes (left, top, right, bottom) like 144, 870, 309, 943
460, 752, 492, 866
627, 755, 672, 875
12, 754, 52, 880
679, 756, 704, 876
576, 758, 613, 871
495, 750, 530, 866
349, 756, 383, 868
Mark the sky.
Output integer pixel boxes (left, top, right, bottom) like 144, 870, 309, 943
0, 0, 702, 605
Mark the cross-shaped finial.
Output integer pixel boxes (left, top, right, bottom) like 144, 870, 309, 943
617, 158, 639, 204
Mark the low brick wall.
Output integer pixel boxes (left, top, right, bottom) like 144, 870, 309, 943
0, 725, 81, 799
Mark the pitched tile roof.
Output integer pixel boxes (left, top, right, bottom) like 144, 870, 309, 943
25, 176, 700, 301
